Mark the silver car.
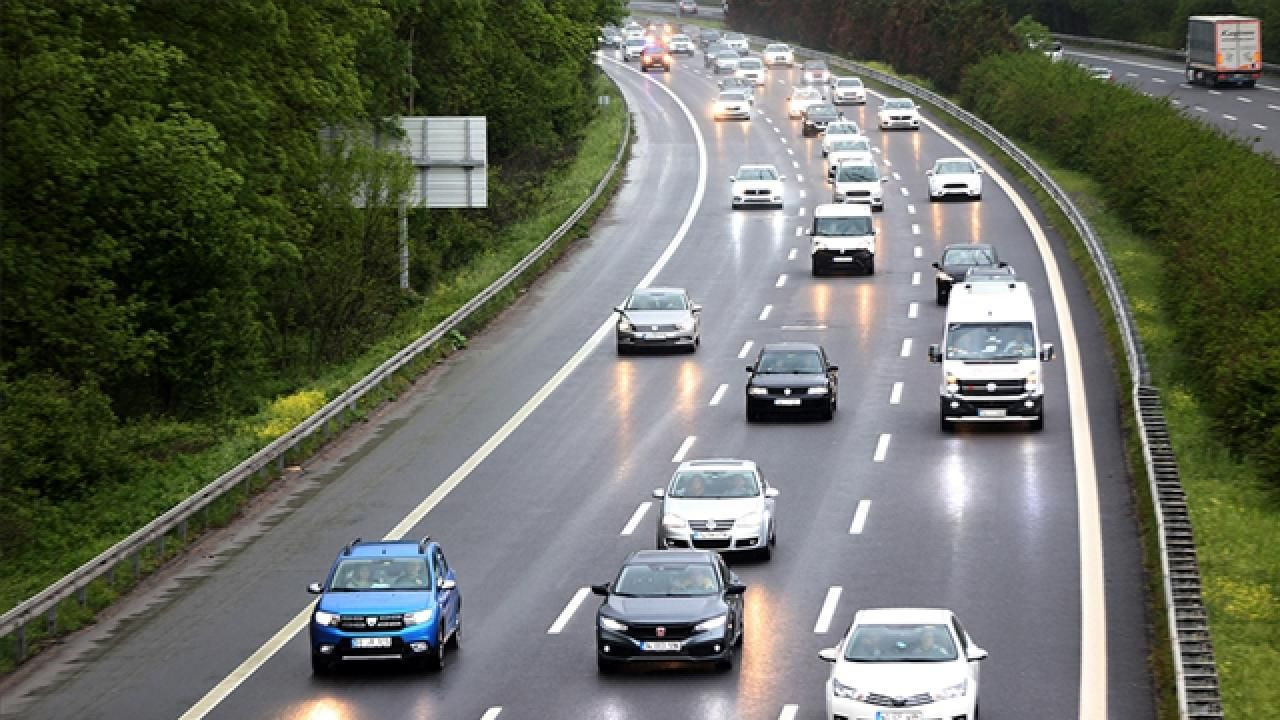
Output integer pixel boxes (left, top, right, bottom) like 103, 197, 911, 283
614, 287, 702, 353
655, 459, 779, 560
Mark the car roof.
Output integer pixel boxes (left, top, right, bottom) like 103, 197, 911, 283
342, 539, 434, 558
935, 157, 974, 165
627, 549, 717, 564
813, 203, 873, 218
676, 458, 759, 472
759, 341, 823, 353
632, 286, 686, 295
854, 607, 955, 625
737, 163, 778, 172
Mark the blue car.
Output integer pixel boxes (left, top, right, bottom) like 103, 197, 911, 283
307, 537, 461, 674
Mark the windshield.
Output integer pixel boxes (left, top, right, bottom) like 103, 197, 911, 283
717, 51, 738, 60
885, 99, 914, 109
626, 38, 644, 47
936, 161, 975, 175
805, 62, 827, 71
837, 78, 863, 88
836, 164, 878, 182
626, 291, 687, 311
614, 563, 720, 596
808, 107, 837, 119
736, 166, 778, 181
832, 140, 870, 153
945, 322, 1036, 360
843, 623, 959, 662
670, 469, 760, 498
941, 246, 996, 266
330, 558, 430, 591
719, 92, 747, 103
827, 123, 858, 135
765, 44, 789, 52
739, 59, 762, 69
814, 216, 873, 236
755, 350, 824, 374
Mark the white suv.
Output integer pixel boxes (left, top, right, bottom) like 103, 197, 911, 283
878, 97, 921, 130
831, 76, 867, 104
763, 43, 794, 66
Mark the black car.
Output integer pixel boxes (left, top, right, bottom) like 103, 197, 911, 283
745, 342, 839, 421
931, 243, 1004, 305
802, 104, 841, 137
703, 41, 729, 69
699, 28, 721, 50
593, 549, 745, 672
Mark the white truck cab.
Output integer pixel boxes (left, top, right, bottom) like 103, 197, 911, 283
927, 281, 1055, 431
809, 203, 876, 275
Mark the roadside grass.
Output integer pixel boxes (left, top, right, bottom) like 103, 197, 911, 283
0, 70, 630, 673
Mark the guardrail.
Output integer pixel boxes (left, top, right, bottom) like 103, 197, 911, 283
0, 74, 633, 664
1051, 31, 1279, 77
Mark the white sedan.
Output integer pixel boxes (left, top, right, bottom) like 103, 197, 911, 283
819, 608, 987, 720
735, 57, 766, 85
831, 76, 867, 105
786, 86, 825, 119
730, 164, 785, 209
877, 97, 921, 130
820, 120, 862, 157
714, 90, 752, 121
826, 138, 874, 179
763, 43, 794, 66
927, 157, 983, 201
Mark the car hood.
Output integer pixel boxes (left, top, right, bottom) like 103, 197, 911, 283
735, 180, 781, 193
749, 372, 828, 388
835, 179, 881, 191
619, 309, 692, 325
932, 173, 980, 185
943, 359, 1037, 376
319, 591, 433, 615
663, 496, 762, 520
602, 595, 726, 623
832, 659, 968, 696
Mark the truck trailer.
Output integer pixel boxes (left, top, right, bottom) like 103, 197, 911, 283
1186, 15, 1262, 88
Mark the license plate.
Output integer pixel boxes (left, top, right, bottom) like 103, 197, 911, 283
774, 398, 802, 406
833, 256, 853, 263
352, 637, 392, 649
694, 531, 730, 539
642, 641, 682, 652
877, 712, 922, 720
978, 408, 1007, 418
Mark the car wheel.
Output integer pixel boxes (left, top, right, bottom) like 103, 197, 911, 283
1029, 414, 1045, 431
866, 258, 875, 275
940, 414, 953, 433
424, 627, 446, 671
936, 288, 948, 306
448, 610, 461, 649
597, 656, 619, 674
311, 654, 333, 676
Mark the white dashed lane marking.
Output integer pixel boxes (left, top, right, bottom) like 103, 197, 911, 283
913, 246, 923, 258
1224, 114, 1238, 121
849, 500, 871, 534
776, 274, 788, 288
908, 302, 919, 319
889, 381, 904, 405
738, 340, 754, 359
907, 204, 916, 215
900, 187, 909, 196
1151, 77, 1166, 84
709, 383, 729, 406
873, 433, 892, 462
1238, 97, 1253, 103
900, 338, 913, 357
1253, 123, 1269, 131
797, 174, 805, 182
620, 502, 652, 535
672, 436, 696, 463
548, 588, 590, 634
795, 226, 804, 237
760, 305, 773, 321
911, 223, 920, 235
481, 708, 503, 720
912, 271, 921, 286
813, 587, 842, 633
788, 247, 798, 260
777, 705, 799, 720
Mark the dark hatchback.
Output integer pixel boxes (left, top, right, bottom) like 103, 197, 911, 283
745, 342, 839, 421
802, 104, 841, 137
932, 243, 1004, 305
593, 549, 745, 672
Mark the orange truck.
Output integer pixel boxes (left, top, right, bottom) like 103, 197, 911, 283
1186, 15, 1262, 88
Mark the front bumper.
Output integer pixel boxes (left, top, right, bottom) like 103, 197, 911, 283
766, 56, 793, 66
597, 628, 733, 664
939, 393, 1043, 423
617, 330, 696, 348
660, 530, 766, 553
747, 394, 831, 416
833, 92, 866, 104
813, 248, 873, 273
826, 692, 976, 720
642, 58, 672, 71
310, 622, 439, 663
930, 183, 980, 199
834, 192, 884, 209
880, 116, 921, 129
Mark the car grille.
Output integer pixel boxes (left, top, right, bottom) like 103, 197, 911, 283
757, 386, 815, 397
744, 189, 771, 196
959, 379, 1025, 396
844, 190, 872, 198
944, 182, 969, 190
338, 614, 406, 632
626, 623, 697, 641
864, 691, 932, 708
889, 114, 914, 121
638, 324, 679, 332
689, 519, 736, 531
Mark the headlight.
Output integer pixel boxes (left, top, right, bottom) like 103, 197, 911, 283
945, 373, 959, 394
807, 386, 829, 395
404, 607, 435, 626
931, 679, 967, 700
599, 616, 628, 632
1025, 371, 1040, 392
748, 386, 769, 396
677, 320, 695, 332
737, 511, 762, 529
617, 319, 632, 332
662, 513, 688, 529
831, 678, 869, 700
812, 240, 827, 251
695, 614, 727, 632
314, 610, 340, 627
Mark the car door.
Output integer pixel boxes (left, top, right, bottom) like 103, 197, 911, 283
758, 466, 775, 530
952, 614, 981, 689
717, 556, 744, 640
432, 547, 460, 635
822, 348, 838, 398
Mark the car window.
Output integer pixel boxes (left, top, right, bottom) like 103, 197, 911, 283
838, 78, 863, 87
941, 246, 996, 266
936, 161, 975, 174
843, 623, 959, 662
331, 558, 418, 591
670, 470, 760, 498
945, 322, 1036, 360
836, 164, 878, 182
756, 350, 824, 374
433, 548, 450, 582
739, 59, 762, 69
814, 216, 873, 236
737, 167, 778, 181
885, 99, 914, 109
615, 563, 719, 596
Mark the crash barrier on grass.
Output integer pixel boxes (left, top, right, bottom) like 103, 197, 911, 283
1051, 31, 1279, 78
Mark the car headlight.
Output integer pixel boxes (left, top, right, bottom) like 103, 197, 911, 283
662, 513, 688, 529
737, 511, 762, 529
812, 240, 827, 251
807, 386, 829, 395
599, 616, 628, 632
831, 678, 869, 700
1025, 371, 1040, 392
748, 386, 769, 396
617, 319, 632, 332
931, 679, 967, 700
945, 373, 959, 394
677, 320, 695, 332
403, 607, 435, 626
314, 610, 340, 627
695, 614, 727, 632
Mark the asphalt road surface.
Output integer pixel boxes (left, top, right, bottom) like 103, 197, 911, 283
0, 42, 1156, 720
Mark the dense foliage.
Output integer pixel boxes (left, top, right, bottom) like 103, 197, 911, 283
959, 54, 1280, 481
727, 0, 1019, 92
1, 0, 622, 508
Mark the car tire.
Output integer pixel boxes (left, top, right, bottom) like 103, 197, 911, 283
936, 287, 948, 305
597, 656, 619, 674
448, 610, 461, 649
311, 654, 333, 676
1029, 414, 1044, 431
424, 628, 446, 671
866, 258, 875, 275
821, 149, 828, 157
940, 414, 953, 433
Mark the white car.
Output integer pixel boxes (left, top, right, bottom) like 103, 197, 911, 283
762, 43, 794, 66
802, 60, 830, 85
712, 50, 740, 74
723, 32, 749, 55
669, 33, 694, 55
735, 57, 766, 85
878, 97, 921, 130
831, 76, 867, 104
826, 140, 874, 180
831, 157, 886, 210
820, 608, 986, 720
653, 459, 779, 559
787, 86, 824, 119
820, 120, 862, 157
623, 36, 646, 61
927, 157, 983, 201
730, 164, 785, 209
714, 90, 752, 121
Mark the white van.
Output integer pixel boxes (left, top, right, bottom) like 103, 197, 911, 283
809, 204, 875, 275
927, 281, 1055, 431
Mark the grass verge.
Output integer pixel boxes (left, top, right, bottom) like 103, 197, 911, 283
0, 69, 632, 673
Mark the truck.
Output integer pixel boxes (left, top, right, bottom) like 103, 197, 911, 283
1186, 15, 1262, 88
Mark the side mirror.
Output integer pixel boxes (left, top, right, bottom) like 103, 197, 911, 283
691, 304, 703, 313
968, 646, 989, 661
725, 582, 747, 595
928, 344, 942, 363
765, 487, 780, 498
931, 261, 942, 270
977, 169, 985, 174
998, 261, 1008, 267
591, 583, 611, 596
926, 169, 934, 176
745, 365, 755, 372
1040, 343, 1056, 361
653, 487, 666, 498
307, 582, 323, 595
828, 365, 839, 372
613, 305, 624, 313
778, 176, 786, 181
729, 176, 736, 182
818, 647, 838, 663
881, 177, 889, 183
439, 578, 457, 592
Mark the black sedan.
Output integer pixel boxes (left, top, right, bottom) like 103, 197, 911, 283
931, 243, 1004, 305
745, 342, 838, 421
802, 104, 841, 137
593, 550, 745, 672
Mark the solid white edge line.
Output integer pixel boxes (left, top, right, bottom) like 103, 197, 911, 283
672, 435, 696, 463
481, 709, 503, 720
778, 704, 799, 720
849, 500, 871, 534
548, 587, 591, 634
889, 381, 904, 405
873, 433, 891, 462
620, 502, 652, 536
738, 340, 754, 359
813, 586, 842, 633
709, 383, 729, 406
900, 338, 913, 357
179, 54, 711, 720
760, 304, 773, 321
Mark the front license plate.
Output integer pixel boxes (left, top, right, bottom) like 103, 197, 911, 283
978, 408, 1007, 418
694, 531, 730, 539
642, 641, 682, 652
833, 256, 853, 263
876, 712, 922, 720
775, 398, 802, 406
351, 637, 392, 649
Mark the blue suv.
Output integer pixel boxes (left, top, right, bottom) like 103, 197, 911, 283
307, 537, 461, 674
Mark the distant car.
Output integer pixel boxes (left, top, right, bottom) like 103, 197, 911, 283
307, 538, 461, 674
713, 50, 741, 74
704, 41, 730, 69
698, 28, 721, 50
832, 157, 886, 210
877, 97, 921, 130
802, 60, 831, 85
714, 90, 753, 121
802, 103, 841, 137
669, 33, 694, 55
830, 76, 867, 104
730, 163, 784, 208
677, 0, 698, 15
1089, 65, 1114, 82
641, 44, 673, 72
826, 138, 874, 180
723, 32, 749, 55
787, 86, 825, 118
718, 76, 756, 103
623, 36, 646, 61
600, 28, 622, 48
593, 549, 746, 672
614, 287, 702, 353
654, 458, 779, 559
1045, 41, 1064, 61
819, 608, 987, 720
821, 120, 862, 156
735, 57, 766, 85
745, 342, 839, 421
931, 242, 1003, 305
763, 43, 795, 66
927, 157, 983, 201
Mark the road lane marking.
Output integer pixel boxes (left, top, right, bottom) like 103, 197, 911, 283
873, 433, 891, 462
913, 246, 922, 258
787, 147, 795, 155
672, 435, 696, 463
1125, 71, 1138, 77
908, 302, 918, 319
814, 587, 842, 633
1269, 104, 1280, 111
1253, 123, 1268, 131
900, 338, 912, 357
776, 274, 788, 287
871, 146, 881, 153
738, 340, 754, 359
1151, 77, 1166, 83
889, 381, 903, 405
788, 247, 798, 260
797, 173, 805, 182
549, 587, 591, 634
781, 324, 828, 331
1238, 96, 1252, 103
900, 187, 909, 196
778, 705, 799, 720
849, 500, 871, 534
795, 226, 804, 237
621, 502, 652, 535
883, 158, 892, 166
481, 709, 503, 720
1209, 89, 1221, 95
799, 189, 807, 199
781, 137, 788, 144
1194, 105, 1208, 113
1224, 113, 1238, 121
911, 223, 920, 235
907, 204, 916, 214
710, 383, 729, 406
892, 171, 901, 181
760, 304, 773, 321
912, 271, 921, 286
766, 116, 774, 123
792, 160, 800, 168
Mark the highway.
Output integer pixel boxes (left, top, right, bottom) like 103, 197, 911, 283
0, 41, 1155, 720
